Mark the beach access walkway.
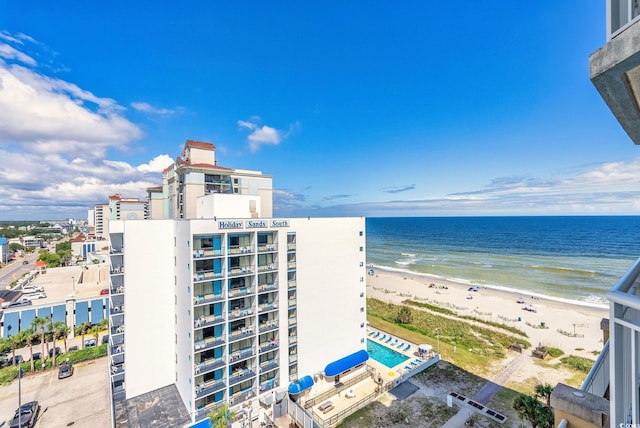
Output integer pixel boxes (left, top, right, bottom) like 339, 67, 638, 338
441, 353, 528, 427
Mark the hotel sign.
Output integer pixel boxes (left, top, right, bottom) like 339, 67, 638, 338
218, 219, 289, 230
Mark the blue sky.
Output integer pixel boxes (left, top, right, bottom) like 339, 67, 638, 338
0, 2, 638, 220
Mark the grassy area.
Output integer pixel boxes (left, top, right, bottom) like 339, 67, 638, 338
368, 298, 530, 368
545, 347, 564, 358
0, 344, 107, 385
559, 355, 594, 374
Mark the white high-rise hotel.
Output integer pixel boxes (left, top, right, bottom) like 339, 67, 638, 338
108, 140, 366, 424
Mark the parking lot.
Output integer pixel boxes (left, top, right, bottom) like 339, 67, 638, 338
0, 356, 111, 427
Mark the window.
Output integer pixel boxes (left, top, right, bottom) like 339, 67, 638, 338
360, 307, 364, 313
360, 292, 364, 297
360, 261, 364, 267
360, 338, 365, 343
359, 231, 363, 236
360, 277, 364, 282
360, 323, 365, 328
359, 246, 363, 252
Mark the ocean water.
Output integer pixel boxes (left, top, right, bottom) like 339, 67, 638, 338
366, 216, 640, 306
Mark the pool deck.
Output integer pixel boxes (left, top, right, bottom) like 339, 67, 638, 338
286, 329, 440, 427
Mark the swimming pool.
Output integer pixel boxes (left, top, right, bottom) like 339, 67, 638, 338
367, 339, 409, 368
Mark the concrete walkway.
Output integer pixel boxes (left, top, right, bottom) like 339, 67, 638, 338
441, 353, 528, 427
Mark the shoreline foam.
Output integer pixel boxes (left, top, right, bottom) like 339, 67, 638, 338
371, 263, 609, 309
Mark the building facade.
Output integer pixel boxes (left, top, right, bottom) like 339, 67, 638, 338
109, 141, 366, 425
94, 194, 149, 239
551, 2, 640, 426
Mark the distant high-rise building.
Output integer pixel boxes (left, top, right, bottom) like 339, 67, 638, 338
94, 194, 149, 239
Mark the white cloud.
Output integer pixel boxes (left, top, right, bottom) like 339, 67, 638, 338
0, 43, 36, 66
237, 120, 257, 130
137, 154, 174, 173
131, 101, 177, 115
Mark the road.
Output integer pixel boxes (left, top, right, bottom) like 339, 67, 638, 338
0, 253, 40, 289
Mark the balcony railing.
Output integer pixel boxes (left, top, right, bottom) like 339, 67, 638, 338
229, 347, 255, 363
229, 287, 254, 298
228, 308, 254, 321
288, 281, 297, 289
111, 344, 124, 355
195, 402, 225, 420
229, 326, 255, 341
194, 292, 225, 305
230, 389, 255, 406
259, 341, 279, 353
110, 266, 124, 274
194, 336, 225, 353
258, 244, 277, 252
195, 379, 226, 399
193, 248, 223, 258
229, 368, 256, 387
287, 262, 296, 269
259, 378, 278, 393
193, 270, 224, 282
228, 266, 254, 277
259, 359, 278, 373
288, 298, 297, 308
258, 263, 277, 272
228, 246, 253, 255
195, 356, 226, 375
258, 282, 278, 293
259, 320, 278, 333
258, 302, 278, 313
288, 335, 297, 345
110, 286, 124, 295
194, 314, 225, 329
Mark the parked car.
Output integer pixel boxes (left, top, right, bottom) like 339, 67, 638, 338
84, 339, 96, 348
22, 260, 29, 265
47, 347, 61, 358
21, 286, 44, 294
58, 361, 74, 379
7, 300, 32, 308
100, 288, 109, 295
31, 352, 41, 362
10, 400, 40, 428
23, 292, 47, 301
8, 355, 23, 365
102, 334, 109, 345
68, 345, 78, 352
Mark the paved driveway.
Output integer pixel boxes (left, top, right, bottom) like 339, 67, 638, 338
0, 356, 111, 427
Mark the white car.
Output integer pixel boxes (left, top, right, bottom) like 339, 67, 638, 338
23, 292, 47, 301
21, 286, 44, 294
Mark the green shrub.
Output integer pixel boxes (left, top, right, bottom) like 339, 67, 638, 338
545, 347, 564, 358
560, 355, 594, 373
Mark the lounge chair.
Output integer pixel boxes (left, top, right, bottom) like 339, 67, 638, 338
368, 330, 376, 336
380, 334, 386, 341
397, 342, 404, 349
374, 332, 380, 338
405, 365, 412, 371
385, 336, 393, 343
404, 344, 411, 351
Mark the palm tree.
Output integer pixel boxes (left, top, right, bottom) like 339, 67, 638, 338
55, 322, 70, 354
89, 324, 101, 347
208, 404, 235, 428
46, 319, 62, 367
31, 317, 48, 369
23, 328, 37, 372
6, 333, 22, 367
513, 394, 554, 428
535, 383, 553, 406
79, 321, 92, 349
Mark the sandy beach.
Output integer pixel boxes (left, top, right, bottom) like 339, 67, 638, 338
366, 266, 608, 387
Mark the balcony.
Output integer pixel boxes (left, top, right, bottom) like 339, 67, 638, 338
287, 262, 296, 270
288, 355, 298, 364
228, 308, 254, 321
195, 379, 226, 399
229, 326, 255, 342
193, 270, 224, 282
258, 282, 278, 294
259, 320, 278, 333
110, 325, 125, 336
110, 286, 124, 295
229, 287, 254, 298
258, 302, 278, 314
258, 263, 277, 272
194, 314, 225, 329
287, 281, 297, 290
229, 246, 253, 255
230, 389, 255, 406
287, 298, 297, 308
195, 402, 225, 420
110, 265, 124, 275
259, 341, 279, 354
111, 344, 124, 355
259, 359, 278, 373
287, 243, 296, 250
110, 364, 125, 376
194, 336, 225, 353
193, 248, 223, 258
258, 244, 277, 253
259, 378, 278, 393
288, 335, 297, 345
229, 347, 255, 363
195, 357, 226, 375
228, 266, 254, 277
229, 368, 256, 387
194, 292, 225, 306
